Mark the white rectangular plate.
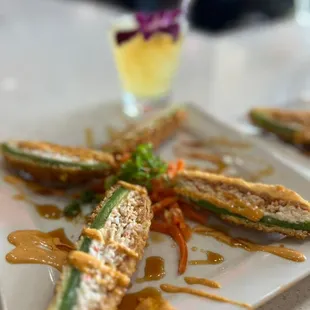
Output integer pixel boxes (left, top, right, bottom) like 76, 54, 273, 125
1, 103, 310, 310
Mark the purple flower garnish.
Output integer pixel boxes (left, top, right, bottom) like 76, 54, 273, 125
115, 9, 182, 45
136, 9, 181, 41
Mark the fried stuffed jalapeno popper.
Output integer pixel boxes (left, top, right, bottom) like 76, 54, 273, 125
249, 108, 310, 145
48, 181, 152, 310
103, 105, 187, 155
174, 170, 310, 239
2, 141, 115, 185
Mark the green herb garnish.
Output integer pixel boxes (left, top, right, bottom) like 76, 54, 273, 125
105, 143, 167, 190
63, 190, 102, 218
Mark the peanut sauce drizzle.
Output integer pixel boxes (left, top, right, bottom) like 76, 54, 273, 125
189, 250, 224, 265
35, 204, 63, 220
160, 284, 252, 309
184, 276, 221, 289
6, 228, 74, 271
175, 137, 274, 182
136, 256, 165, 283
68, 251, 130, 286
193, 226, 306, 262
118, 287, 164, 310
4, 175, 63, 220
118, 181, 147, 195
82, 227, 103, 242
182, 138, 251, 149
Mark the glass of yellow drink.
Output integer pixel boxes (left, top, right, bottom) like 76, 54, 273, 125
111, 10, 186, 118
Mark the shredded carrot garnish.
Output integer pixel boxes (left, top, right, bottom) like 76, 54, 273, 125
180, 203, 209, 225
167, 162, 177, 178
176, 159, 185, 172
165, 205, 192, 241
152, 197, 178, 214
151, 221, 188, 274
167, 159, 185, 178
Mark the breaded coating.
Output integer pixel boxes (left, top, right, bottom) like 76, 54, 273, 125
175, 170, 310, 238
103, 106, 187, 154
2, 140, 115, 186
48, 182, 152, 310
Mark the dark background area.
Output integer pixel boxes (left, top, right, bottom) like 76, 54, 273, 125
93, 0, 294, 32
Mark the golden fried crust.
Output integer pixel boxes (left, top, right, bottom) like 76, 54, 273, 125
104, 107, 187, 154
100, 185, 152, 310
176, 170, 310, 209
48, 184, 152, 310
250, 108, 310, 127
16, 141, 115, 164
3, 145, 115, 187
221, 215, 310, 239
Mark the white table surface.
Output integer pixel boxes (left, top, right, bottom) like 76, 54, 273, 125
1, 0, 310, 309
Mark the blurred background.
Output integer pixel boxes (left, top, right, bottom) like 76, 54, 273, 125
96, 0, 294, 32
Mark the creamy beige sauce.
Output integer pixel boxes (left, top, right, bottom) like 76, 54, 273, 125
136, 256, 165, 283
193, 226, 306, 262
6, 228, 74, 271
160, 284, 252, 309
68, 250, 130, 286
184, 276, 221, 288
118, 287, 163, 310
189, 250, 224, 265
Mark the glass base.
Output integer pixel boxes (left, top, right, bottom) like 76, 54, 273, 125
122, 92, 171, 119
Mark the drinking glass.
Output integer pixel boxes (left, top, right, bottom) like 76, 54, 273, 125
110, 11, 187, 118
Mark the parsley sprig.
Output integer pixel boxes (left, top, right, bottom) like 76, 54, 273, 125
105, 143, 167, 189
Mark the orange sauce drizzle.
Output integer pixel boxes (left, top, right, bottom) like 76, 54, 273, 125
136, 256, 165, 283
189, 250, 224, 265
4, 175, 64, 220
118, 287, 163, 310
35, 204, 63, 220
160, 284, 252, 309
193, 226, 306, 262
184, 276, 221, 289
6, 228, 74, 271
